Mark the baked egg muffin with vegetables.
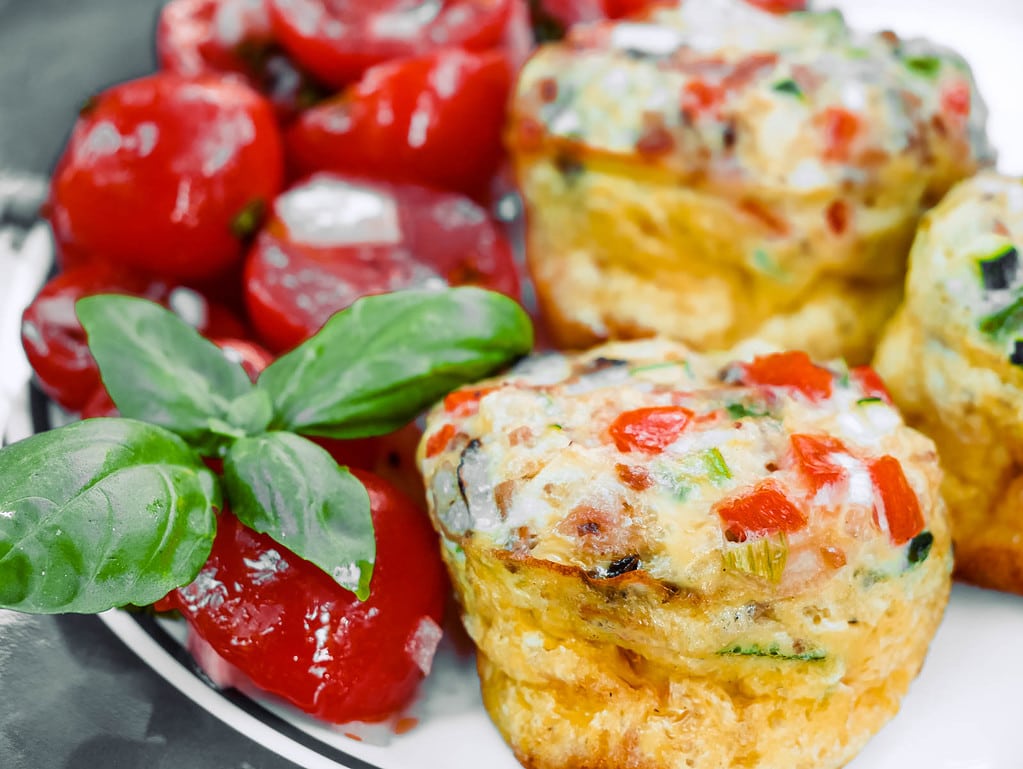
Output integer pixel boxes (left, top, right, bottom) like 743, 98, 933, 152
875, 172, 1023, 595
509, 0, 992, 363
418, 339, 950, 769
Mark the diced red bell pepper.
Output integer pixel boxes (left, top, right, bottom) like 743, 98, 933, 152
609, 406, 694, 453
868, 455, 925, 546
716, 481, 808, 542
738, 351, 834, 401
790, 433, 849, 494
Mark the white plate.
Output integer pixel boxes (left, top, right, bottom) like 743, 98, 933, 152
17, 1, 1023, 767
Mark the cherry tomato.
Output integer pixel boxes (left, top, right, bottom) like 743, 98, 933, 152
737, 351, 834, 401
49, 72, 284, 281
286, 48, 512, 198
158, 469, 448, 723
609, 406, 695, 453
742, 0, 807, 13
790, 433, 849, 495
716, 481, 807, 542
850, 365, 893, 405
157, 0, 324, 120
267, 0, 529, 89
868, 455, 925, 546
243, 173, 521, 352
20, 261, 246, 412
539, 0, 665, 26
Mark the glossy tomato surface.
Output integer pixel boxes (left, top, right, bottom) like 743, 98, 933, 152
286, 47, 512, 197
158, 470, 449, 724
244, 172, 521, 352
21, 261, 246, 412
49, 72, 284, 281
267, 0, 529, 88
157, 0, 323, 120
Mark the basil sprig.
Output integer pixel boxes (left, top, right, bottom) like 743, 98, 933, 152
0, 288, 532, 612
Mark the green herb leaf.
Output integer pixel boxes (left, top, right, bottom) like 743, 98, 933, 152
223, 432, 375, 600
772, 79, 803, 98
259, 287, 533, 438
77, 295, 255, 452
0, 419, 218, 613
702, 448, 732, 486
726, 402, 768, 419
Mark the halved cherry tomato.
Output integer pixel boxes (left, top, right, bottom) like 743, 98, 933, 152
868, 455, 925, 545
850, 365, 893, 405
286, 48, 512, 198
157, 469, 448, 723
49, 72, 284, 281
609, 406, 694, 453
267, 0, 529, 89
737, 351, 834, 401
742, 0, 807, 13
20, 261, 245, 412
157, 0, 324, 121
790, 433, 849, 494
716, 481, 807, 542
243, 172, 521, 352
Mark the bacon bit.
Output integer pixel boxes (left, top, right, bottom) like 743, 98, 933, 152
820, 546, 847, 569
538, 78, 558, 103
722, 52, 779, 91
849, 365, 893, 404
514, 117, 545, 152
941, 80, 971, 121
443, 387, 497, 416
791, 64, 824, 95
739, 199, 790, 237
878, 29, 900, 47
869, 455, 925, 545
636, 124, 675, 157
394, 718, 419, 735
820, 107, 861, 163
425, 423, 457, 458
508, 426, 534, 446
993, 219, 1011, 237
559, 502, 649, 555
494, 479, 516, 516
826, 200, 850, 235
616, 463, 654, 491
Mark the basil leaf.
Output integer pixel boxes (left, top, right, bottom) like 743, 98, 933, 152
223, 432, 374, 599
77, 295, 254, 452
0, 418, 219, 613
259, 287, 533, 438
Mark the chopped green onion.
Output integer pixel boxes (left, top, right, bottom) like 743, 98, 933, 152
978, 245, 1019, 291
907, 531, 933, 565
979, 295, 1023, 337
702, 448, 732, 486
726, 402, 768, 419
723, 534, 788, 582
629, 360, 689, 375
856, 397, 883, 405
717, 642, 826, 661
903, 55, 942, 77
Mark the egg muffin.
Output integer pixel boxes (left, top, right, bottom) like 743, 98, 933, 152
508, 0, 992, 363
874, 172, 1023, 594
419, 338, 951, 769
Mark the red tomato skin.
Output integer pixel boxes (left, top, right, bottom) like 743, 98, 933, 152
716, 481, 808, 542
157, 0, 320, 121
243, 173, 521, 353
268, 0, 527, 89
850, 365, 893, 405
790, 433, 849, 494
868, 455, 925, 546
609, 406, 694, 454
738, 351, 834, 401
286, 48, 512, 198
20, 261, 245, 412
49, 72, 284, 281
160, 470, 448, 723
